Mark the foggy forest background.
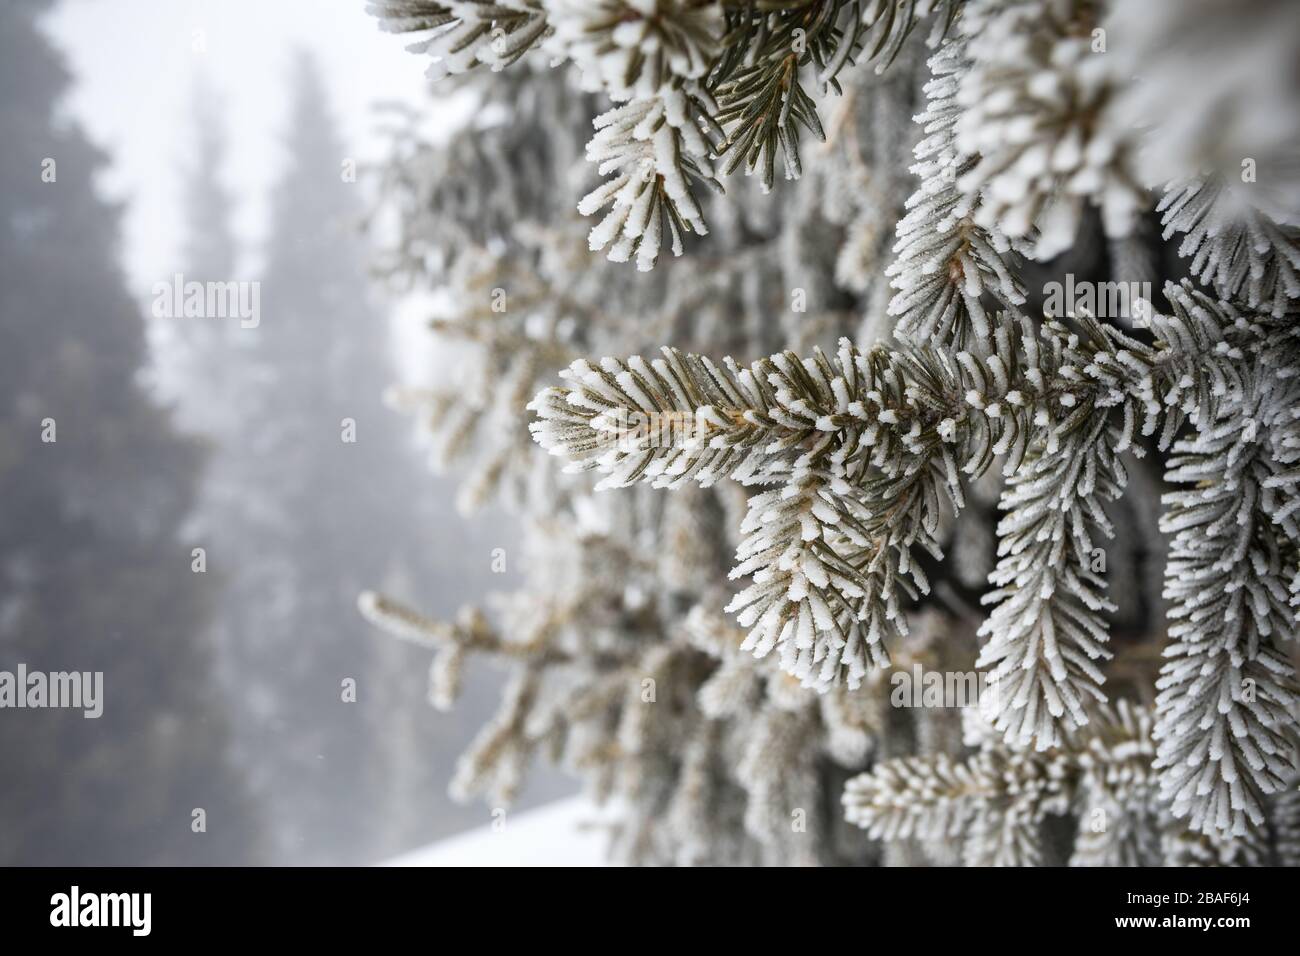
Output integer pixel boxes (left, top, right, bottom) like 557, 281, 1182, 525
0, 0, 566, 865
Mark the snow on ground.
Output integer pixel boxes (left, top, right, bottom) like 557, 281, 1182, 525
382, 797, 616, 867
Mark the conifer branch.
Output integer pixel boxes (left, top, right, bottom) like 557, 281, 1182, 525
1153, 319, 1300, 837
366, 0, 551, 76
975, 414, 1127, 751
1159, 178, 1300, 321
371, 0, 964, 268
369, 0, 1300, 862
843, 702, 1156, 866
530, 290, 1249, 700
885, 35, 1026, 348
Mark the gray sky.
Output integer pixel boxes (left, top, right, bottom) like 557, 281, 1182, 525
44, 0, 450, 294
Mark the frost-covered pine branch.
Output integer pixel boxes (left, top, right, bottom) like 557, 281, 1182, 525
558, 1, 724, 270
529, 293, 1248, 703
953, 0, 1143, 258
366, 1, 551, 77
1153, 318, 1300, 837
884, 34, 1025, 346
1104, 0, 1300, 321
1159, 178, 1300, 320
974, 415, 1126, 751
366, 0, 1300, 864
370, 0, 964, 268
843, 702, 1157, 866
708, 0, 957, 189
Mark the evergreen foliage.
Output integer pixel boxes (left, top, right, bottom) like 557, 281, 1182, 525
365, 0, 1300, 863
